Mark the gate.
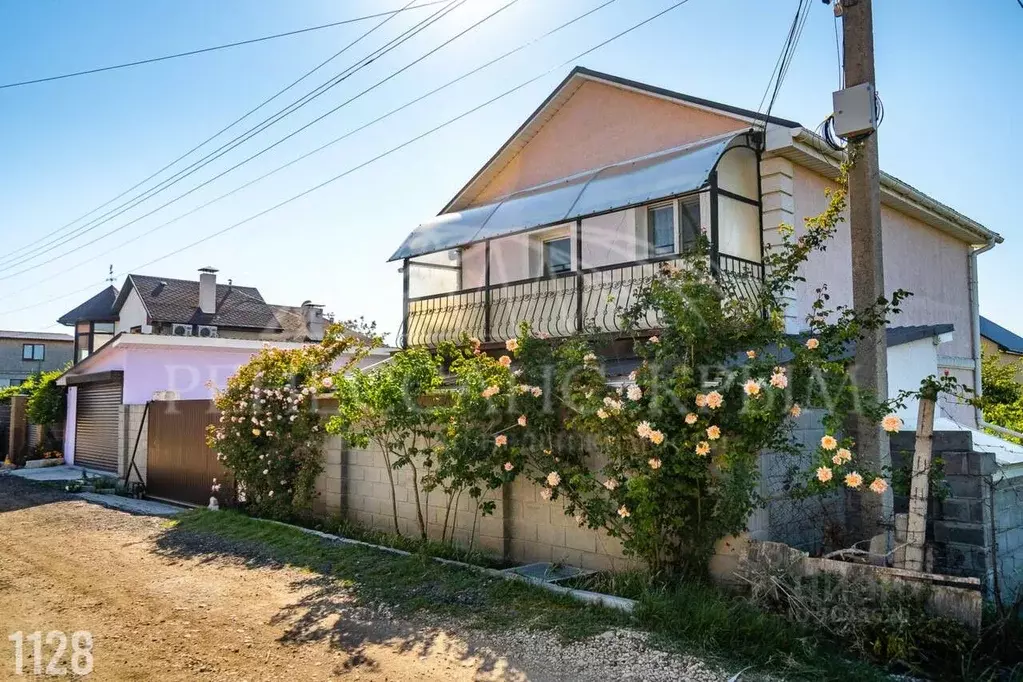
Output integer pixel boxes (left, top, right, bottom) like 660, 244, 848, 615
146, 400, 231, 505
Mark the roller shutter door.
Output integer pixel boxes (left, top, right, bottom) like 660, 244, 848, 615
75, 380, 122, 472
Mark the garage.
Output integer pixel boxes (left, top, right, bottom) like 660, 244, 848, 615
71, 372, 123, 473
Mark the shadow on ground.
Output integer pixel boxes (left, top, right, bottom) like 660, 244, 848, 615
0, 475, 72, 514
151, 517, 527, 679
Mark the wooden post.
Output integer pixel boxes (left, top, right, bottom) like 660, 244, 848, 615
904, 397, 935, 571
8, 395, 28, 466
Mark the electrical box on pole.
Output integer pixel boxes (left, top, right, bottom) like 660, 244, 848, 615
832, 82, 877, 138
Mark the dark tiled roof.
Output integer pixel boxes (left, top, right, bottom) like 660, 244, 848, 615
981, 316, 1023, 355
0, 330, 73, 342
123, 275, 283, 331
57, 285, 119, 326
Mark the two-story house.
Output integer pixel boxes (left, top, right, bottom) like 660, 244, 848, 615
390, 66, 1003, 431
0, 330, 73, 388
55, 268, 330, 473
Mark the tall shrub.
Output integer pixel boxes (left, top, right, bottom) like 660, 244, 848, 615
207, 324, 377, 519
328, 347, 443, 538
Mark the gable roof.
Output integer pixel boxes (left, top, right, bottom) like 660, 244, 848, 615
57, 285, 119, 326
442, 66, 801, 214
116, 274, 283, 331
980, 316, 1023, 355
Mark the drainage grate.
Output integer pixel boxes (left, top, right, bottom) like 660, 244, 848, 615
502, 562, 595, 584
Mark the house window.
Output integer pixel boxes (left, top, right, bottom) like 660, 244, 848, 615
22, 344, 45, 361
93, 322, 115, 351
542, 236, 572, 275
74, 321, 116, 362
648, 204, 675, 256
678, 196, 701, 251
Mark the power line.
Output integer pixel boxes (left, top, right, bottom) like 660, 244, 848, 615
0, 0, 431, 265
0, 0, 620, 301
755, 0, 812, 130
0, 0, 467, 271
0, 0, 512, 280
0, 1, 449, 91
0, 0, 691, 319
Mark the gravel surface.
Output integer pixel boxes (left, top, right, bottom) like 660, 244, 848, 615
0, 476, 728, 681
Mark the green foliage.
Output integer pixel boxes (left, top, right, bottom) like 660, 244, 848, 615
0, 368, 69, 426
26, 369, 67, 425
328, 346, 443, 538
208, 324, 377, 519
741, 566, 984, 679
482, 161, 908, 575
981, 352, 1023, 444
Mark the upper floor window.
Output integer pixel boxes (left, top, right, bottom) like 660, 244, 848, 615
75, 321, 116, 362
648, 204, 675, 256
22, 344, 44, 361
678, 195, 701, 251
648, 197, 702, 257
543, 236, 572, 275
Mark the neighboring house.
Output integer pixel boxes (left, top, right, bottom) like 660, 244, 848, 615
980, 316, 1023, 382
0, 330, 73, 387
58, 267, 327, 364
390, 66, 1002, 428
53, 267, 334, 474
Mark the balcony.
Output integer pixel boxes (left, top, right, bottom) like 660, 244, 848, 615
391, 130, 766, 347
402, 252, 763, 346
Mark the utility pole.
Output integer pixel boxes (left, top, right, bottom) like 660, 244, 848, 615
839, 0, 893, 541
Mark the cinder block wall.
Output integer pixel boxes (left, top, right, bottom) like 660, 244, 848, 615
888, 431, 1023, 602
120, 404, 149, 484
759, 409, 847, 552
313, 435, 632, 569
993, 476, 1023, 603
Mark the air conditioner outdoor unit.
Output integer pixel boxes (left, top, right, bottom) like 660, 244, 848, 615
140, 324, 153, 334
197, 325, 219, 338
172, 324, 193, 337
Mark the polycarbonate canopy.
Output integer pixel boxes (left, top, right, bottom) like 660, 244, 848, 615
389, 132, 746, 261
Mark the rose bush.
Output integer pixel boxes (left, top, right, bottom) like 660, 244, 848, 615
207, 323, 377, 519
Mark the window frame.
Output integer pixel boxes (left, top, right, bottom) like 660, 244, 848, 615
677, 195, 702, 253
647, 202, 676, 257
541, 235, 573, 275
22, 343, 45, 361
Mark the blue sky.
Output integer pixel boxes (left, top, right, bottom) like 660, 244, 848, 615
0, 0, 1019, 340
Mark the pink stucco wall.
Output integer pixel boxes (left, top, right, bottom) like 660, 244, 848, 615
467, 79, 748, 206
66, 345, 388, 405
791, 166, 973, 360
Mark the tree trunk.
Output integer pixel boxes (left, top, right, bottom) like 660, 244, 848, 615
904, 398, 935, 571
441, 490, 455, 544
407, 459, 427, 540
377, 442, 401, 536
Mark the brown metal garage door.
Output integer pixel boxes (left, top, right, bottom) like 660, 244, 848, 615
147, 400, 231, 505
75, 380, 122, 472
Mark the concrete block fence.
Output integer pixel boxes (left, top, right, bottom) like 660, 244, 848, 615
890, 431, 1023, 604
312, 435, 636, 571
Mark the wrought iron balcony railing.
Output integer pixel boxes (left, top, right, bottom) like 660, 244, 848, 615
402, 252, 763, 347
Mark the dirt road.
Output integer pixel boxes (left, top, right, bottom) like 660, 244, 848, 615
0, 476, 722, 681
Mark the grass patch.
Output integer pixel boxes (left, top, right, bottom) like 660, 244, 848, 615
170, 509, 623, 642
298, 514, 512, 569
166, 509, 888, 680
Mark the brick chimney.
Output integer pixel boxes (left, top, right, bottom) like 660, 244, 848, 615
198, 267, 218, 314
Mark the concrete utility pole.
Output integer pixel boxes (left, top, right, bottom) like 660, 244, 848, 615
840, 0, 893, 540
